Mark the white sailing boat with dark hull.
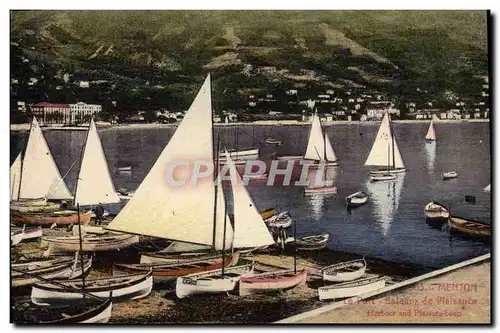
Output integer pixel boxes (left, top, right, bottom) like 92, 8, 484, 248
365, 111, 406, 176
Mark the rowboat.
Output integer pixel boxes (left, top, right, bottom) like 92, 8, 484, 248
448, 216, 491, 237
265, 211, 292, 229
322, 258, 367, 282
318, 275, 386, 300
220, 147, 259, 159
424, 201, 449, 220
176, 262, 254, 299
10, 201, 60, 213
42, 233, 139, 255
345, 191, 368, 207
13, 297, 112, 323
31, 270, 153, 306
113, 252, 240, 284
12, 256, 92, 288
265, 138, 282, 145
370, 173, 396, 182
442, 171, 458, 180
239, 269, 307, 296
259, 207, 278, 221
11, 227, 24, 246
11, 225, 43, 244
11, 210, 92, 226
289, 233, 330, 251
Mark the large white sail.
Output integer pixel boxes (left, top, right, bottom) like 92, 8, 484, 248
364, 112, 405, 169
425, 121, 437, 141
106, 75, 233, 250
325, 130, 337, 161
10, 153, 22, 201
304, 114, 326, 161
74, 119, 120, 206
19, 117, 73, 200
225, 150, 275, 248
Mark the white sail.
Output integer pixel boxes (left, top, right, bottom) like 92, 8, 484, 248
304, 114, 326, 161
74, 119, 120, 206
366, 174, 405, 236
425, 121, 437, 141
19, 117, 73, 200
10, 153, 22, 201
225, 150, 275, 248
325, 130, 337, 161
364, 112, 405, 169
106, 75, 233, 250
159, 241, 211, 253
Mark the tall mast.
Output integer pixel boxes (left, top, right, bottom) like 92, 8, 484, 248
221, 192, 228, 276
389, 114, 396, 170
211, 136, 220, 250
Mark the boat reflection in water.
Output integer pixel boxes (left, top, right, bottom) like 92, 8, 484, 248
365, 173, 405, 236
305, 165, 337, 221
424, 142, 436, 173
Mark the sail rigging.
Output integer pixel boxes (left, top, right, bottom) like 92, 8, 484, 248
364, 112, 405, 169
106, 75, 233, 250
74, 119, 120, 206
18, 117, 73, 200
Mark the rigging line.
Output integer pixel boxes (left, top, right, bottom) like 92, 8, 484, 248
45, 156, 80, 200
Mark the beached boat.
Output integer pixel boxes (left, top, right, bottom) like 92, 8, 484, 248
113, 252, 240, 284
425, 120, 437, 143
265, 211, 292, 229
31, 270, 153, 306
322, 258, 367, 282
318, 275, 386, 301
176, 262, 254, 299
260, 207, 278, 221
12, 225, 43, 242
424, 201, 449, 220
303, 113, 338, 167
11, 210, 92, 226
13, 298, 112, 323
370, 173, 396, 182
365, 111, 406, 175
11, 227, 24, 246
442, 171, 457, 180
448, 216, 491, 237
140, 250, 219, 264
10, 200, 60, 213
345, 191, 368, 207
239, 269, 307, 296
10, 117, 74, 208
11, 256, 92, 288
265, 138, 282, 145
42, 233, 139, 255
288, 233, 330, 251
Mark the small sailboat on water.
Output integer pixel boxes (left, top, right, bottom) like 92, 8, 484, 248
425, 120, 437, 143
366, 111, 406, 176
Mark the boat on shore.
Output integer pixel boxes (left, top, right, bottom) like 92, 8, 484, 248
318, 275, 386, 301
322, 258, 367, 282
140, 250, 219, 264
10, 200, 60, 213
11, 210, 92, 226
345, 191, 368, 207
11, 225, 43, 243
11, 227, 24, 246
287, 233, 330, 251
239, 269, 307, 296
442, 171, 458, 180
424, 201, 449, 220
448, 216, 491, 238
31, 270, 153, 306
42, 233, 139, 255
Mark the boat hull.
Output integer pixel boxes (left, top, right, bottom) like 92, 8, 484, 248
140, 251, 219, 264
239, 269, 307, 296
318, 277, 386, 300
345, 192, 368, 207
11, 210, 92, 226
304, 186, 337, 195
42, 234, 139, 255
221, 148, 259, 158
11, 231, 24, 246
369, 168, 406, 175
277, 155, 303, 161
424, 202, 449, 220
370, 174, 396, 182
10, 201, 59, 213
448, 216, 491, 237
322, 259, 366, 282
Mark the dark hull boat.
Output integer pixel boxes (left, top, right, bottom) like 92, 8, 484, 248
448, 216, 491, 238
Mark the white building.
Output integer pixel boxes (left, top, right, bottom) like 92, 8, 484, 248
69, 102, 102, 123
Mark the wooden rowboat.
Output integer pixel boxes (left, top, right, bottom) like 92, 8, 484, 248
10, 201, 60, 213
318, 276, 386, 301
239, 269, 307, 296
42, 233, 139, 255
113, 252, 240, 284
322, 258, 367, 282
176, 262, 254, 299
31, 270, 153, 306
345, 191, 368, 207
424, 201, 449, 220
12, 297, 112, 323
448, 216, 491, 237
442, 171, 458, 180
286, 233, 330, 251
12, 256, 92, 288
11, 210, 92, 226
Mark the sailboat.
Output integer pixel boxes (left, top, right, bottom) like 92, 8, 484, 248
425, 120, 437, 143
365, 111, 406, 176
106, 74, 236, 274
303, 113, 338, 167
42, 119, 137, 254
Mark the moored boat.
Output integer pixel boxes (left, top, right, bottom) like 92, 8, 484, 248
42, 233, 139, 255
11, 210, 92, 226
345, 191, 368, 207
448, 216, 491, 237
31, 270, 153, 306
370, 173, 396, 182
424, 201, 449, 220
442, 171, 458, 180
117, 166, 132, 172
220, 147, 259, 159
318, 275, 386, 301
304, 184, 337, 195
239, 269, 307, 296
176, 262, 254, 299
265, 211, 292, 229
277, 155, 303, 161
322, 258, 366, 282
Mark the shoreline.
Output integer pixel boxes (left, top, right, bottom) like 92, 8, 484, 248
9, 119, 490, 132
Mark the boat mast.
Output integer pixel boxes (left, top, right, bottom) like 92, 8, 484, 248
211, 136, 221, 250
76, 203, 85, 299
389, 114, 396, 170
221, 189, 228, 276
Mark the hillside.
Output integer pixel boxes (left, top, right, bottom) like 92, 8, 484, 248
10, 10, 489, 114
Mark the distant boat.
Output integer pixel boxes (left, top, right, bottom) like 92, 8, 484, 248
304, 162, 337, 195
366, 111, 406, 175
484, 184, 491, 192
117, 166, 132, 172
266, 138, 282, 145
303, 112, 338, 167
425, 120, 437, 142
424, 201, 449, 220
345, 191, 368, 207
318, 275, 386, 301
442, 171, 458, 180
322, 258, 367, 282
